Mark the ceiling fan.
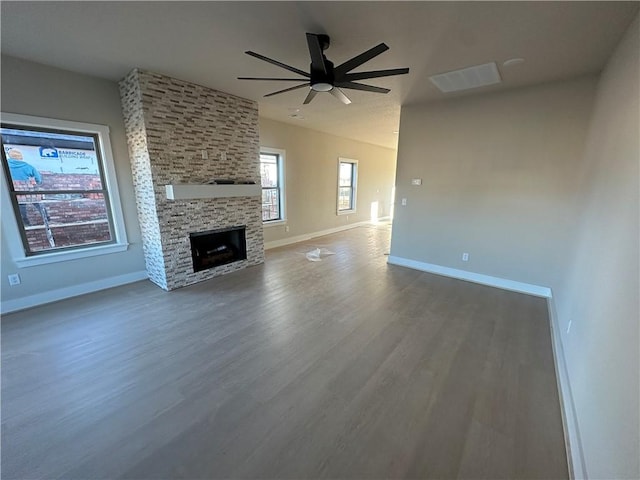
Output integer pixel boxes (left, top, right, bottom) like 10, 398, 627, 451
238, 33, 409, 105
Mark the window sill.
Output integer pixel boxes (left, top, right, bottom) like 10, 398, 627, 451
263, 219, 287, 228
15, 242, 129, 268
337, 209, 356, 216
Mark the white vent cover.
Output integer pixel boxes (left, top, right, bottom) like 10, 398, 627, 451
429, 62, 502, 93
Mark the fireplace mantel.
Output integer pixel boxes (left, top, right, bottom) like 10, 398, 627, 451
165, 184, 261, 200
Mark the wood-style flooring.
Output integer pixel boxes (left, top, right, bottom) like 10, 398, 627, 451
1, 224, 568, 479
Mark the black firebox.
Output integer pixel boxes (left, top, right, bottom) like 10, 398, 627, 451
190, 226, 247, 273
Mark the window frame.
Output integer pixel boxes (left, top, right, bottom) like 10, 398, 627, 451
0, 112, 129, 268
337, 157, 358, 215
259, 147, 286, 226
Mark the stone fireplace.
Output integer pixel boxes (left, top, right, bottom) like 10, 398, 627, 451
119, 69, 264, 290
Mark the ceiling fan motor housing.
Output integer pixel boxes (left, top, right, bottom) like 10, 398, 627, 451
310, 58, 334, 91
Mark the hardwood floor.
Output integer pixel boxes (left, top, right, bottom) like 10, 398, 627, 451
1, 224, 568, 479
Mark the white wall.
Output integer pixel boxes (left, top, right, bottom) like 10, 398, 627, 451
259, 118, 397, 246
554, 15, 639, 479
1, 55, 146, 312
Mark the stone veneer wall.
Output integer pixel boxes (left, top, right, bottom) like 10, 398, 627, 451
119, 69, 264, 290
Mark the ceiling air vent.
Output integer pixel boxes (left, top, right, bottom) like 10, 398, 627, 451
429, 62, 501, 93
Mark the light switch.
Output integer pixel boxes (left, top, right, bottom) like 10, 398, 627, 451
401, 198, 407, 206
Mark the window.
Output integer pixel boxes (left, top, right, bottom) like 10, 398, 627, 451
0, 113, 128, 267
260, 148, 286, 223
337, 158, 358, 213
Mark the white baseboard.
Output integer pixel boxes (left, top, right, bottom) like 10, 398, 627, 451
264, 218, 390, 250
386, 255, 552, 298
547, 298, 587, 480
1, 270, 149, 314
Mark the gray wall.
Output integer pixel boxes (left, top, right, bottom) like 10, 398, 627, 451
0, 56, 397, 306
1, 55, 145, 307
259, 117, 397, 245
390, 76, 598, 289
390, 14, 639, 478
554, 15, 639, 479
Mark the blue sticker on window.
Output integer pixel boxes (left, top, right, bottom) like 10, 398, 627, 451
39, 147, 59, 158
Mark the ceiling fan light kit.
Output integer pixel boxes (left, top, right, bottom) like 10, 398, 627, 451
239, 32, 410, 105
311, 82, 333, 92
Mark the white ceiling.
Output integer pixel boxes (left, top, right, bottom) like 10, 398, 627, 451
1, 1, 637, 149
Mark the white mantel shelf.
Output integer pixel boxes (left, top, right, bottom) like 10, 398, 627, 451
165, 184, 261, 200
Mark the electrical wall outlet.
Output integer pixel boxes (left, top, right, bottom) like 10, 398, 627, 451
401, 198, 407, 206
411, 178, 422, 185
285, 225, 290, 233
462, 253, 469, 261
8, 273, 20, 286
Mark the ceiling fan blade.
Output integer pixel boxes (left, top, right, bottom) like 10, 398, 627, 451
335, 81, 390, 94
263, 83, 310, 97
245, 51, 310, 78
238, 77, 310, 81
330, 87, 352, 105
334, 43, 389, 76
306, 33, 327, 75
303, 89, 318, 104
341, 68, 410, 82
